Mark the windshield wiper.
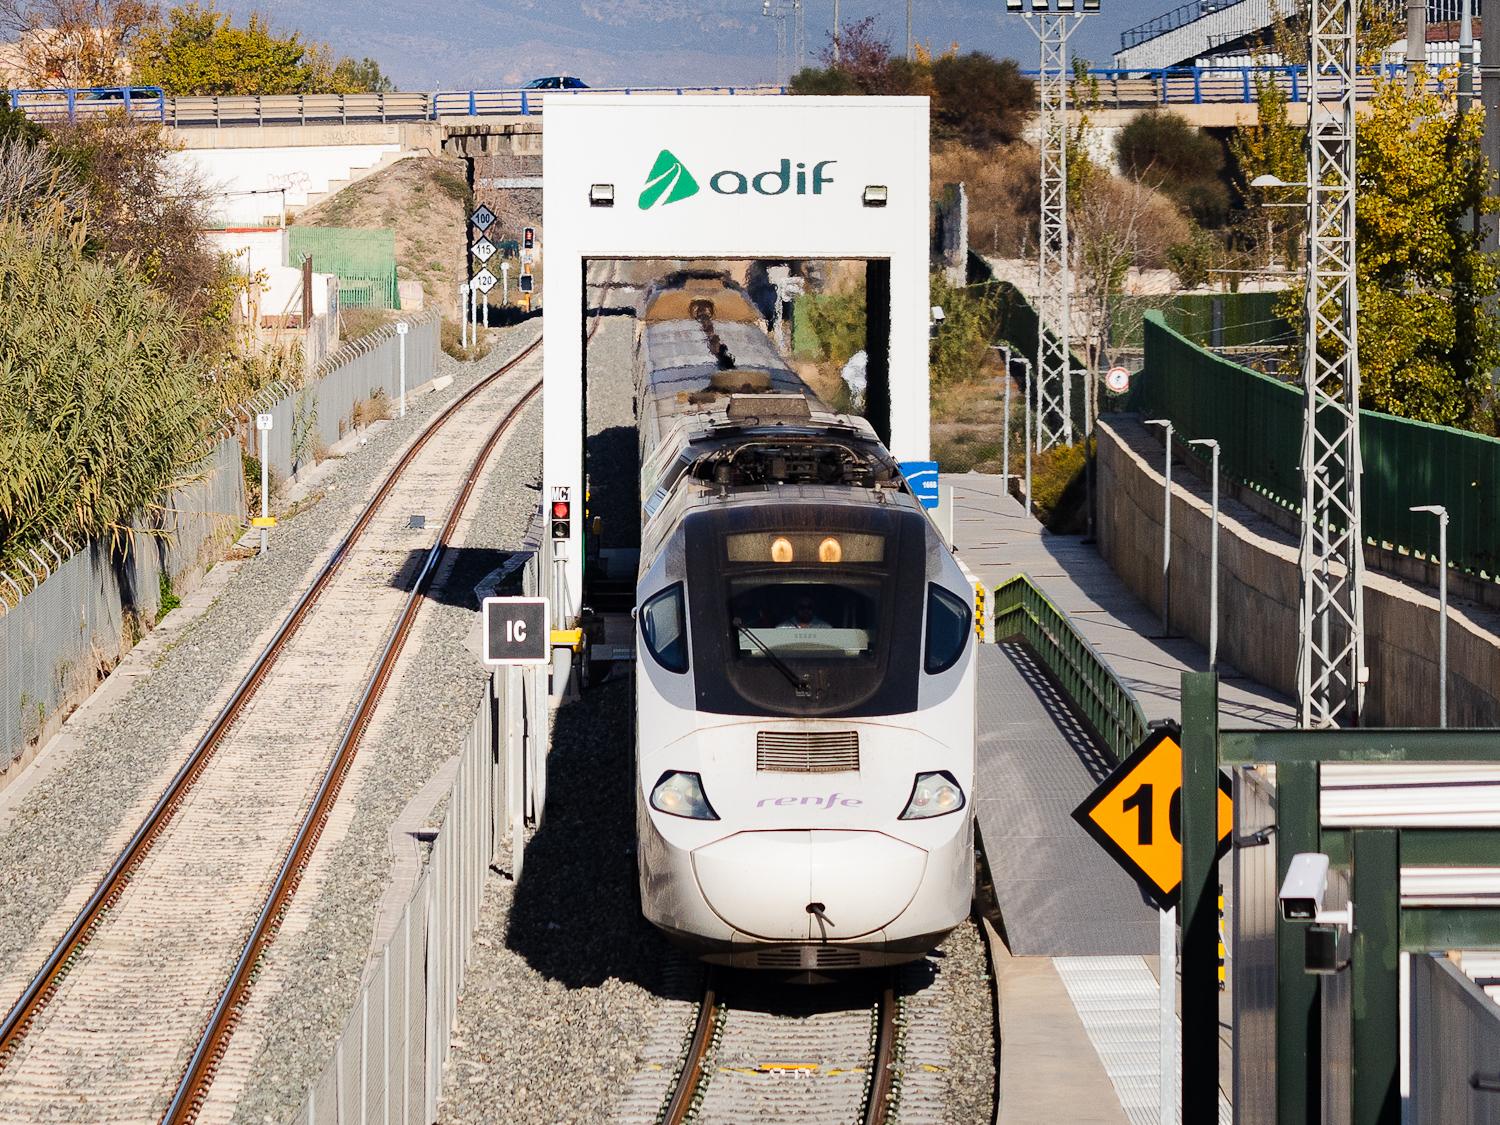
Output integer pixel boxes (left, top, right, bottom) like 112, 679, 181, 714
734, 619, 812, 698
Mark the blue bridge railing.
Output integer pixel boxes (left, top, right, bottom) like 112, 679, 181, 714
7, 85, 787, 127
5, 68, 1453, 127
1026, 63, 1447, 106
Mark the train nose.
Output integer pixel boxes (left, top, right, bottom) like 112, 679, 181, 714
691, 831, 927, 941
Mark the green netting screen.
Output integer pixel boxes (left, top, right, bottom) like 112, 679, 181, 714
288, 228, 400, 310
1133, 312, 1500, 577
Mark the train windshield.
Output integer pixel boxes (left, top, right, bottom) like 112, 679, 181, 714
684, 506, 926, 718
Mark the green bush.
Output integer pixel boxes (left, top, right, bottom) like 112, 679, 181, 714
1030, 441, 1090, 533
0, 219, 211, 566
1117, 111, 1231, 228
929, 274, 1003, 389
795, 290, 866, 366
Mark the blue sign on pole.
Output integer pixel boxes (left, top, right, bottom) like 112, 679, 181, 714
900, 461, 941, 510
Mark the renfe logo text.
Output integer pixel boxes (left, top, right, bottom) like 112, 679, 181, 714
757, 792, 863, 809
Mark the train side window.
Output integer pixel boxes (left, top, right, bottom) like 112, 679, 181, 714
924, 585, 971, 675
641, 583, 689, 674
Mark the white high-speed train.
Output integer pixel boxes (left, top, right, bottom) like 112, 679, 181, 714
630, 272, 977, 973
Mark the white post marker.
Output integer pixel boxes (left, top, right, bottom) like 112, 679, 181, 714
395, 320, 409, 419
1160, 905, 1177, 1125
1189, 438, 1221, 669
255, 413, 273, 556
501, 261, 511, 305
458, 283, 468, 349
1410, 504, 1450, 727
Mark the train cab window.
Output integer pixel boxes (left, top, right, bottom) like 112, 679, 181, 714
729, 579, 879, 661
641, 584, 689, 674
924, 585, 971, 675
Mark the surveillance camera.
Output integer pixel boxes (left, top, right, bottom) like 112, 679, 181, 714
1278, 852, 1330, 921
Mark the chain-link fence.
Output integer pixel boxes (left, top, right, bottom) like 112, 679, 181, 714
0, 438, 244, 775
290, 229, 401, 310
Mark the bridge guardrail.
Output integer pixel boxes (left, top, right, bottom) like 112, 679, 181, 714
8, 84, 788, 127
992, 573, 1150, 763
1029, 63, 1446, 107
8, 69, 1445, 126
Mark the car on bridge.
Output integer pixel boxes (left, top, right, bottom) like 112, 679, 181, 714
522, 76, 589, 90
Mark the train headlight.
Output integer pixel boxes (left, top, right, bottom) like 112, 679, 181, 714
650, 771, 720, 821
899, 771, 966, 820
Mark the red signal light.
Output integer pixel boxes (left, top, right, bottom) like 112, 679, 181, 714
552, 501, 570, 519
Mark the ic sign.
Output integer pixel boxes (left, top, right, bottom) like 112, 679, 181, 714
482, 597, 550, 665
1072, 724, 1232, 911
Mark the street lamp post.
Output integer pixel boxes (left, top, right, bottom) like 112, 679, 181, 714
1145, 418, 1174, 637
991, 345, 1013, 493
1410, 504, 1450, 727
1189, 438, 1221, 669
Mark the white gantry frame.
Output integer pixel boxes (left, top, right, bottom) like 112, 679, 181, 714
542, 95, 932, 627
1297, 0, 1367, 728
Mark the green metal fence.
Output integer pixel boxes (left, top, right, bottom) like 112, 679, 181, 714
1112, 291, 1291, 350
288, 227, 401, 310
1134, 312, 1500, 577
993, 574, 1150, 763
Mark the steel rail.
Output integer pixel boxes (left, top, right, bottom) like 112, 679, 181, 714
661, 971, 720, 1125
164, 373, 545, 1122
660, 967, 900, 1125
0, 333, 541, 1066
861, 976, 900, 1125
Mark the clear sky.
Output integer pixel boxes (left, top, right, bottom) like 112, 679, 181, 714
231, 0, 1152, 92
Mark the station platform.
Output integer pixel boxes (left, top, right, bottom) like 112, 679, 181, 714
945, 472, 1279, 1124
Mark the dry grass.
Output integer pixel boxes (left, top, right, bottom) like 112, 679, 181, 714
933, 140, 1041, 259
297, 156, 470, 317
352, 390, 393, 429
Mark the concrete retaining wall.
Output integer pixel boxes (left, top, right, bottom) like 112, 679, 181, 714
1096, 415, 1500, 727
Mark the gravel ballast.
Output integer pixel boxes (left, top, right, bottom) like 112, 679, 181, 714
0, 324, 539, 1020
223, 349, 547, 1123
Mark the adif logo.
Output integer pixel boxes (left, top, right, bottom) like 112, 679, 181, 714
639, 149, 700, 210
639, 150, 838, 210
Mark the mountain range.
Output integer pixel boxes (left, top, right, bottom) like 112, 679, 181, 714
217, 0, 1146, 91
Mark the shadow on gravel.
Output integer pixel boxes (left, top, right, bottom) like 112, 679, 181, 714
586, 425, 642, 550
504, 679, 690, 999
385, 546, 529, 610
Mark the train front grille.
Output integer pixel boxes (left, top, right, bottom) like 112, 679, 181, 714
755, 731, 859, 773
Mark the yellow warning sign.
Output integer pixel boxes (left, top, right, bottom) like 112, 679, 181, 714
250, 516, 277, 528
1071, 726, 1232, 911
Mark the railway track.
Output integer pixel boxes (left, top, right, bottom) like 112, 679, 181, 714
659, 970, 902, 1125
0, 332, 546, 1121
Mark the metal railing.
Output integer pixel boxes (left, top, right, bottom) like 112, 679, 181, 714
1037, 63, 1446, 107
7, 84, 786, 127
992, 574, 1149, 763
1121, 0, 1244, 50
1120, 0, 1477, 53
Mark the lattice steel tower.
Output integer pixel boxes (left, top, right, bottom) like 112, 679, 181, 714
1009, 1, 1100, 449
1298, 0, 1367, 727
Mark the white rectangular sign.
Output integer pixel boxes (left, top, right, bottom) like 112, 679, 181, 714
256, 413, 273, 431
